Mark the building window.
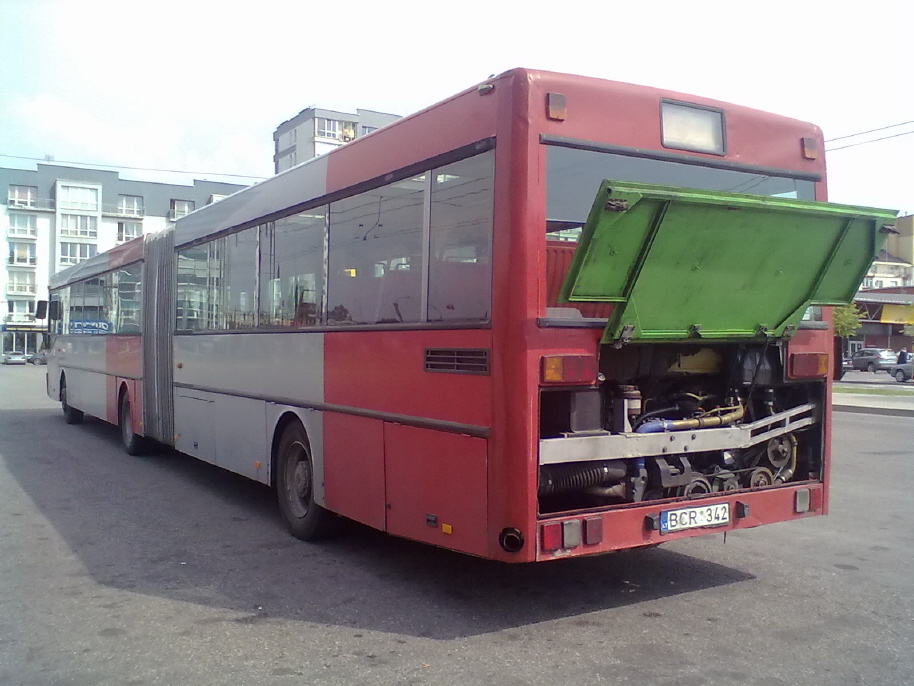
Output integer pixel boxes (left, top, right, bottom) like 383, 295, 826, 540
7, 272, 36, 295
863, 278, 874, 288
171, 199, 195, 220
8, 213, 37, 237
361, 126, 377, 136
58, 185, 99, 212
875, 279, 884, 288
60, 214, 98, 238
117, 195, 144, 217
9, 242, 36, 266
60, 242, 97, 266
316, 118, 341, 139
9, 185, 38, 208
118, 221, 142, 243
7, 299, 36, 316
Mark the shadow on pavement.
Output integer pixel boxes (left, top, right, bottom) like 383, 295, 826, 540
1, 406, 754, 640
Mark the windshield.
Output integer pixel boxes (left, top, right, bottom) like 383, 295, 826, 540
546, 145, 817, 240
544, 144, 819, 318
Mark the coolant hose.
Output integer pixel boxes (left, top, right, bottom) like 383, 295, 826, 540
635, 405, 745, 434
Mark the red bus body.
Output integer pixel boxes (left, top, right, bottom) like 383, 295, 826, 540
46, 69, 893, 562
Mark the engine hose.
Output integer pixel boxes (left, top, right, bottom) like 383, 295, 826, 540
774, 434, 798, 483
636, 405, 745, 434
539, 460, 627, 495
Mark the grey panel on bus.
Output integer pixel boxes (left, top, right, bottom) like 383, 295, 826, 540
142, 229, 175, 444
173, 155, 329, 248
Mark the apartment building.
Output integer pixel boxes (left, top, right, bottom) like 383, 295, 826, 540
273, 107, 400, 173
1, 163, 245, 355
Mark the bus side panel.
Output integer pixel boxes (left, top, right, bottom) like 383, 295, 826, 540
323, 414, 386, 531
384, 425, 488, 556
322, 329, 492, 428
214, 394, 269, 484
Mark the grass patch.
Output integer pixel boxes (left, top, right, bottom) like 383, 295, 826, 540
834, 385, 914, 397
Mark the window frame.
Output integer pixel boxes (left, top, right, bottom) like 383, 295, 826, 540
175, 143, 496, 334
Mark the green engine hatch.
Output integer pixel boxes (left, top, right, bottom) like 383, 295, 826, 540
558, 180, 897, 344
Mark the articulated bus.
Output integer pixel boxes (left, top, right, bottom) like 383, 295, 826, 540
44, 69, 895, 562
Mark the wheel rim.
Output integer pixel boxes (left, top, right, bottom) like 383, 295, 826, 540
283, 440, 312, 519
897, 372, 905, 382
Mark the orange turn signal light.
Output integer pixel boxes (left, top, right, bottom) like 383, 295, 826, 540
541, 355, 597, 385
788, 352, 829, 378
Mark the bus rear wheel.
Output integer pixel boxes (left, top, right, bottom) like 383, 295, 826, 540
275, 421, 340, 541
61, 377, 83, 425
119, 392, 147, 456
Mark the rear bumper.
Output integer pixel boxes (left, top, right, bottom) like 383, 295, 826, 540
535, 482, 824, 561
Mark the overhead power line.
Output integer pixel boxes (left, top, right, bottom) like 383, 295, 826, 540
825, 120, 914, 143
0, 152, 267, 181
826, 129, 914, 152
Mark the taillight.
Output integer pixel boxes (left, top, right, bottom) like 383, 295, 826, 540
788, 352, 829, 378
541, 355, 597, 385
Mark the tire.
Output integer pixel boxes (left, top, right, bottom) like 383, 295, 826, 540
896, 370, 907, 383
119, 392, 147, 456
867, 363, 876, 372
275, 421, 340, 541
60, 377, 84, 425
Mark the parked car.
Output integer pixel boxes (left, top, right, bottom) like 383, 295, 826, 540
849, 348, 898, 372
890, 360, 913, 383
27, 351, 47, 365
2, 351, 28, 365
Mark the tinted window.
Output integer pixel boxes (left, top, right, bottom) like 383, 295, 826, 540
328, 175, 426, 324
260, 211, 326, 328
428, 152, 495, 321
546, 146, 817, 228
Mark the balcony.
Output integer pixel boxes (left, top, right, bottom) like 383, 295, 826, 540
7, 258, 37, 268
3, 313, 36, 324
7, 197, 55, 211
7, 227, 37, 239
102, 203, 146, 218
7, 283, 37, 295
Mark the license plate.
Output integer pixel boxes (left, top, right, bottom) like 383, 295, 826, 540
660, 503, 730, 534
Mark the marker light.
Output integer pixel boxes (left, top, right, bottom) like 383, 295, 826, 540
661, 100, 725, 155
541, 355, 598, 385
788, 352, 829, 378
801, 137, 819, 160
546, 92, 567, 121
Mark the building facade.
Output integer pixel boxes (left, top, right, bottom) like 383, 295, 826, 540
861, 214, 914, 290
2, 164, 245, 355
273, 107, 400, 173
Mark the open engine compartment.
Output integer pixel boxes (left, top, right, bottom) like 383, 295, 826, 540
538, 342, 823, 515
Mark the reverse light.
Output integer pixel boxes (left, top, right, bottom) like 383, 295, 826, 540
788, 352, 829, 378
541, 355, 598, 385
661, 100, 725, 155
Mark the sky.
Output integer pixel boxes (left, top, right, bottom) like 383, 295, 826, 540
1, 0, 911, 215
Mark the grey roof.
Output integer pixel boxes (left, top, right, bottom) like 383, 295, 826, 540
0, 163, 247, 217
854, 292, 914, 305
873, 249, 910, 265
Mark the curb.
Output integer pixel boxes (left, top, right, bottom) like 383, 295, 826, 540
833, 405, 914, 418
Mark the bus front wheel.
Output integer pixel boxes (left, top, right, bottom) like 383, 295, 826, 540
275, 421, 340, 541
61, 377, 83, 425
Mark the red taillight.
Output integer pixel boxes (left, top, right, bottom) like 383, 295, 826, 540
541, 355, 597, 385
541, 522, 563, 552
788, 352, 829, 378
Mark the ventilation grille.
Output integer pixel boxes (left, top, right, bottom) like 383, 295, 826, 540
424, 348, 489, 375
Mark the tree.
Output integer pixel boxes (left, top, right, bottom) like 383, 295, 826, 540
832, 304, 864, 339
